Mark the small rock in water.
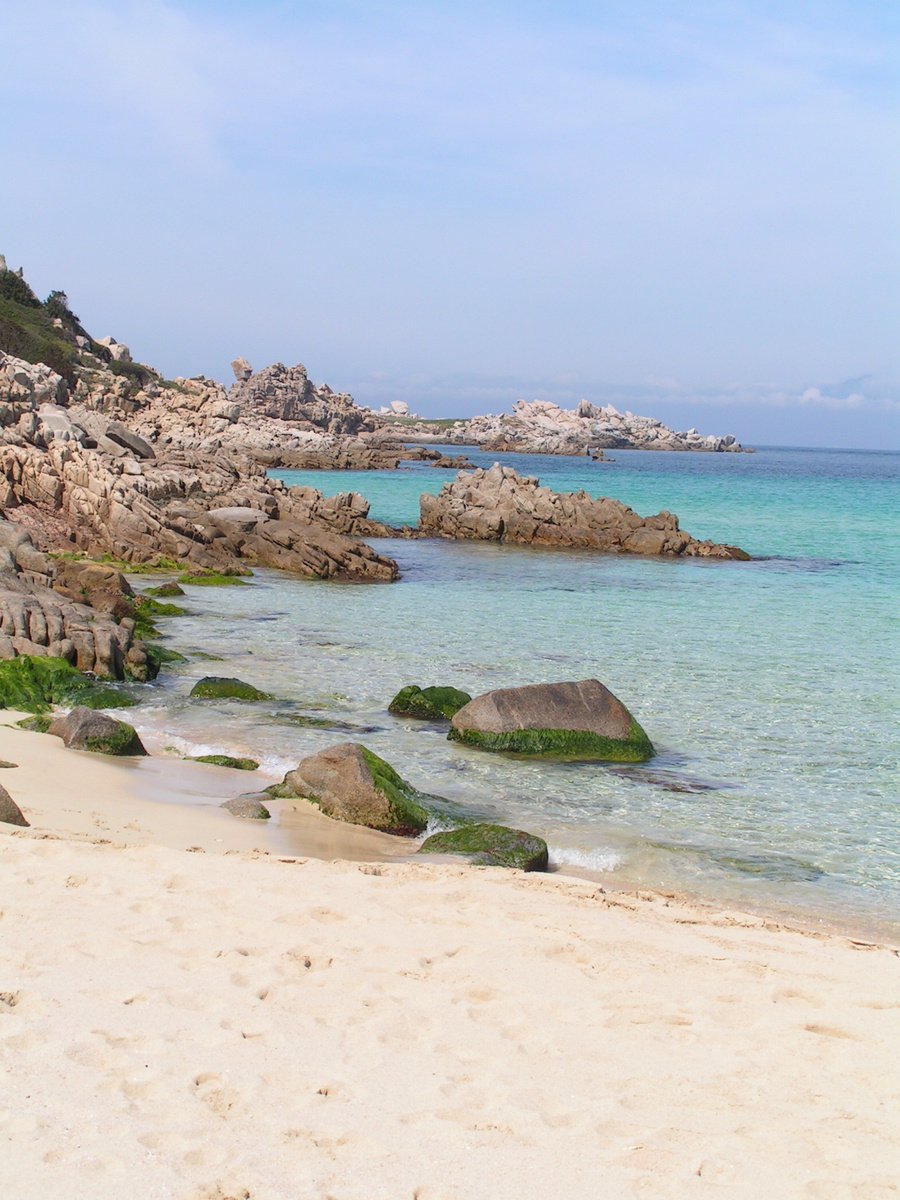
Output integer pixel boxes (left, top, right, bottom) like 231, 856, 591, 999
190, 676, 272, 701
388, 684, 472, 721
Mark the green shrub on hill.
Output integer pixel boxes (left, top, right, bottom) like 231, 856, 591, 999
0, 292, 77, 383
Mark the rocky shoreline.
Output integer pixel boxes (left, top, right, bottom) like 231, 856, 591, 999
394, 398, 746, 455
0, 257, 749, 701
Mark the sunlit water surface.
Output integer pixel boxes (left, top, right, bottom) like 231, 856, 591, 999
124, 446, 899, 938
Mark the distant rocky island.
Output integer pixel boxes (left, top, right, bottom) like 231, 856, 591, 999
0, 256, 749, 684
395, 398, 745, 455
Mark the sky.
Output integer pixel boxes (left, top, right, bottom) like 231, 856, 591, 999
2, 0, 898, 448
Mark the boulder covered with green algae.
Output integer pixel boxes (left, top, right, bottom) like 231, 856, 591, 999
269, 742, 430, 835
48, 706, 147, 756
419, 823, 549, 871
388, 684, 472, 721
190, 754, 259, 771
449, 679, 654, 762
189, 677, 272, 702
0, 656, 137, 714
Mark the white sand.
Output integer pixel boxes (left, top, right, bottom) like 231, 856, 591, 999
1, 719, 898, 1199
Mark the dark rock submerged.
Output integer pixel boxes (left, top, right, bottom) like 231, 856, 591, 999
449, 679, 654, 762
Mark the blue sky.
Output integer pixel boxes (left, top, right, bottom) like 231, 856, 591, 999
2, 0, 898, 447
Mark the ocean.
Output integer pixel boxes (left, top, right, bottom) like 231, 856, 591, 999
124, 445, 900, 938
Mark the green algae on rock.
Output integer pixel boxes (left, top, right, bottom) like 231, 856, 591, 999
144, 644, 189, 673
0, 656, 138, 714
190, 754, 259, 771
48, 706, 147, 756
144, 582, 186, 598
190, 677, 272, 702
221, 795, 270, 819
388, 684, 472, 721
16, 714, 52, 733
269, 742, 430, 835
419, 823, 549, 871
448, 679, 654, 762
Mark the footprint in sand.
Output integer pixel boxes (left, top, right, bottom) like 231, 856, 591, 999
192, 1072, 241, 1118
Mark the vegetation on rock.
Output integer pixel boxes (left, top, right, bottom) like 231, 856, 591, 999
358, 746, 430, 834
418, 823, 549, 871
0, 656, 137, 714
190, 676, 272, 701
388, 684, 472, 720
447, 719, 654, 762
190, 754, 259, 771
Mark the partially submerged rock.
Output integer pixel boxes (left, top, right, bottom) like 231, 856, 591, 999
388, 684, 472, 721
190, 676, 271, 702
48, 706, 147, 756
0, 783, 28, 826
191, 754, 259, 771
144, 581, 185, 598
420, 465, 749, 560
221, 795, 270, 820
449, 679, 654, 762
270, 742, 430, 835
419, 824, 548, 871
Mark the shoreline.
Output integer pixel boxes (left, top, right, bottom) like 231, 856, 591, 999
2, 714, 896, 951
2, 725, 898, 1198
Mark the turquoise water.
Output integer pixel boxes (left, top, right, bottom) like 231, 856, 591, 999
127, 447, 899, 937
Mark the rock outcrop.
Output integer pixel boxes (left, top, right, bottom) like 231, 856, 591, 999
449, 679, 655, 762
270, 743, 431, 835
419, 465, 749, 559
0, 524, 152, 679
0, 352, 399, 583
400, 399, 744, 455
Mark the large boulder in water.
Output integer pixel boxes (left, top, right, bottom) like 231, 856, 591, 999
269, 742, 430, 835
448, 679, 654, 761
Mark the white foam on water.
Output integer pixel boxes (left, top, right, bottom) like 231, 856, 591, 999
550, 845, 623, 874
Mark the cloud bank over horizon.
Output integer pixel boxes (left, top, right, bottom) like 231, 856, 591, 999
2, 0, 898, 447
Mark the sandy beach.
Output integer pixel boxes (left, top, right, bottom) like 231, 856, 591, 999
1, 719, 898, 1199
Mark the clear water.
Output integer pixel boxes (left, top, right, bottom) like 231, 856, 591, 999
126, 446, 899, 938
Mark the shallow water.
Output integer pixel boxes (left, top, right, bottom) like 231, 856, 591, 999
125, 445, 899, 938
